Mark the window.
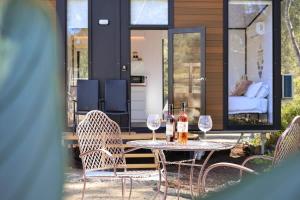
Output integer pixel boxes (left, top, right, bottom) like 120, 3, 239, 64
227, 0, 274, 127
282, 75, 293, 99
130, 0, 169, 25
66, 0, 89, 127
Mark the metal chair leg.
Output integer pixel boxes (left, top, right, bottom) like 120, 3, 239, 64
128, 178, 133, 200
177, 163, 182, 200
153, 169, 162, 200
81, 177, 86, 200
122, 178, 125, 200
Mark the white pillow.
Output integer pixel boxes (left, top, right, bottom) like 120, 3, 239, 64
256, 84, 269, 98
245, 82, 263, 98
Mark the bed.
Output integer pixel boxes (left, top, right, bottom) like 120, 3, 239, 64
229, 96, 268, 114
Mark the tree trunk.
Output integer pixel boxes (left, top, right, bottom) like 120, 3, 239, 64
285, 0, 300, 67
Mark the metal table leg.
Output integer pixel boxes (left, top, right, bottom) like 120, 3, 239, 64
158, 150, 168, 200
197, 151, 215, 194
189, 152, 197, 199
152, 149, 168, 200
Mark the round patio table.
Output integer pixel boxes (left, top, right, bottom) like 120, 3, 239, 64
127, 140, 234, 200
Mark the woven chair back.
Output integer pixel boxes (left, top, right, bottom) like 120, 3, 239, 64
273, 116, 300, 166
76, 110, 126, 171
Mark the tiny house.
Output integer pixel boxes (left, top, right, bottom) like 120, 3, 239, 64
51, 0, 281, 131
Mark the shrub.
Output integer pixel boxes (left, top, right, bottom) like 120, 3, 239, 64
281, 97, 300, 130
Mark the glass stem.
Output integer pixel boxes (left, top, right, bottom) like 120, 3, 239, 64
152, 130, 156, 141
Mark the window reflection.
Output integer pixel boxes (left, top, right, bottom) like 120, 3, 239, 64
228, 0, 273, 126
131, 0, 168, 25
67, 0, 89, 127
173, 33, 202, 124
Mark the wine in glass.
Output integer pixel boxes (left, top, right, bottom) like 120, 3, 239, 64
147, 114, 161, 141
198, 115, 213, 139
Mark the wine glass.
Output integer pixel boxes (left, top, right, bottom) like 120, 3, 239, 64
147, 114, 161, 141
198, 115, 213, 139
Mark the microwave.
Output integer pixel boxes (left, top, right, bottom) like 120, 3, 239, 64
131, 76, 146, 84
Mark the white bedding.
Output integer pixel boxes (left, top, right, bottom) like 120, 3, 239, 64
229, 96, 268, 114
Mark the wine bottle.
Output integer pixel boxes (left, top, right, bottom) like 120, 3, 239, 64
166, 104, 176, 142
177, 102, 188, 144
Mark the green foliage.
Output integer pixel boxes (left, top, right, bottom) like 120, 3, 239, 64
281, 97, 300, 129
281, 0, 300, 130
248, 134, 261, 147
281, 0, 300, 72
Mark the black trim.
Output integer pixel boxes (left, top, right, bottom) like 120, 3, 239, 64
120, 0, 131, 129
168, 0, 174, 28
129, 25, 170, 30
168, 27, 206, 130
228, 28, 246, 30
56, 0, 70, 131
245, 30, 247, 75
162, 39, 165, 110
224, 0, 281, 130
247, 5, 269, 28
88, 0, 92, 79
223, 0, 229, 130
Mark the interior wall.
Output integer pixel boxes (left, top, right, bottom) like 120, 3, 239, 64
228, 30, 245, 93
131, 30, 166, 117
174, 0, 223, 129
246, 6, 273, 123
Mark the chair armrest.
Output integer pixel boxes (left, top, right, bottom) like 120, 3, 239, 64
242, 155, 273, 166
79, 149, 117, 175
240, 155, 273, 176
123, 147, 141, 154
201, 162, 258, 193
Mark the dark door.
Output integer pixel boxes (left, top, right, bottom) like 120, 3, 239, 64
91, 0, 130, 128
91, 0, 120, 88
168, 27, 206, 129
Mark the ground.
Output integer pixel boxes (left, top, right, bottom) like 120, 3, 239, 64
63, 149, 270, 200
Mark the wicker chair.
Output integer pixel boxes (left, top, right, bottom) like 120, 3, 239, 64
202, 116, 300, 192
76, 110, 160, 200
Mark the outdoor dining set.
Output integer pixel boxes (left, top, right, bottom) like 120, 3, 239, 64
76, 110, 300, 200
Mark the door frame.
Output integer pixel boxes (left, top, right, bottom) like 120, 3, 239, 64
168, 27, 206, 130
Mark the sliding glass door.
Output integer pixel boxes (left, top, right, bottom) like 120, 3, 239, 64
168, 27, 206, 128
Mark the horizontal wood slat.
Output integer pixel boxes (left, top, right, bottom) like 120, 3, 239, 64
64, 132, 199, 169
114, 153, 155, 158
125, 164, 158, 169
175, 0, 224, 129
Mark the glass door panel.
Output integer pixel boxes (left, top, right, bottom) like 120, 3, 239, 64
66, 0, 89, 127
169, 28, 205, 126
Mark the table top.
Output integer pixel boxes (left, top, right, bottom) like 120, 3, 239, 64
63, 132, 199, 141
126, 140, 235, 151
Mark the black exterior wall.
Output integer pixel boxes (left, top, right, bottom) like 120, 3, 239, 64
90, 0, 130, 128
56, 0, 68, 130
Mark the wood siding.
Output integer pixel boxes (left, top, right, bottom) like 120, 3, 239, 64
175, 0, 224, 129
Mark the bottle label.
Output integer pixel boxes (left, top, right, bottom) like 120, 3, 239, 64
166, 124, 174, 136
177, 122, 188, 133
